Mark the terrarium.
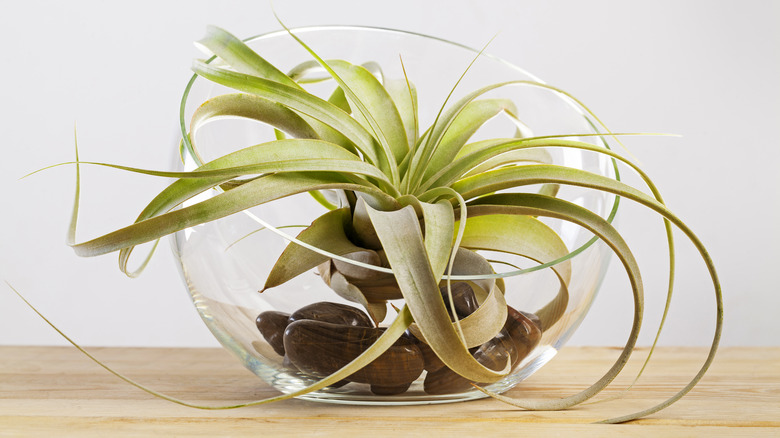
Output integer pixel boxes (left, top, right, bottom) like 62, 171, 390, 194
171, 25, 618, 404
56, 23, 721, 423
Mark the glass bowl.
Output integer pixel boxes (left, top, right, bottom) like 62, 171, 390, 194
171, 25, 617, 405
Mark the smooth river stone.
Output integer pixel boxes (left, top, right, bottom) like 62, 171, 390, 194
255, 311, 290, 356
284, 320, 425, 392
405, 284, 480, 373
440, 282, 479, 319
422, 307, 543, 395
505, 307, 542, 361
406, 331, 445, 372
423, 329, 517, 395
288, 302, 373, 327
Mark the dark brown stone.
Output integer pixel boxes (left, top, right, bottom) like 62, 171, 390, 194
403, 330, 445, 372
422, 306, 543, 395
422, 330, 516, 395
283, 320, 424, 387
504, 307, 542, 362
440, 282, 479, 319
255, 311, 290, 356
289, 302, 373, 327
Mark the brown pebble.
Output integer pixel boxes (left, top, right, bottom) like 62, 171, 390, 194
284, 320, 424, 387
289, 302, 373, 327
422, 307, 543, 395
423, 330, 516, 395
403, 330, 445, 372
440, 282, 479, 319
256, 311, 290, 356
504, 307, 542, 362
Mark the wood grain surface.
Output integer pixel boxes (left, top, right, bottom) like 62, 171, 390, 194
1, 346, 777, 437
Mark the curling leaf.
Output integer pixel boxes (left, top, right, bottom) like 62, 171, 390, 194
196, 25, 292, 84
457, 213, 571, 331
191, 60, 383, 170
72, 172, 396, 258
365, 204, 510, 382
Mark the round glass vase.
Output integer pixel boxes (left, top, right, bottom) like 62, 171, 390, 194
171, 26, 618, 405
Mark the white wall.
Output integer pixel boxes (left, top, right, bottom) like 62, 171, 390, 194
1, 0, 777, 347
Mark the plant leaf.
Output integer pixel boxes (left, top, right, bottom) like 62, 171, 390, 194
327, 61, 409, 164
191, 27, 356, 152
423, 137, 623, 191
71, 172, 395, 259
465, 191, 720, 424
325, 268, 388, 325
365, 204, 510, 382
459, 193, 644, 412
191, 60, 383, 171
263, 208, 364, 290
462, 145, 554, 179
407, 281, 507, 349
395, 197, 455, 283
460, 213, 572, 283
384, 79, 418, 150
188, 93, 319, 164
457, 212, 571, 331
273, 24, 401, 185
195, 25, 293, 85
408, 77, 633, 192
423, 99, 517, 181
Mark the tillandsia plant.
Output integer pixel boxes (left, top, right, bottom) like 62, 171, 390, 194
21, 24, 721, 424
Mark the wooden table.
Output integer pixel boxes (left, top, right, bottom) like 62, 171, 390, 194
0, 346, 777, 436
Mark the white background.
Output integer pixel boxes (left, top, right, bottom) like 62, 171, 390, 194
1, 0, 777, 348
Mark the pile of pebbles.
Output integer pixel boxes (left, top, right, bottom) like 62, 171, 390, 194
255, 283, 541, 395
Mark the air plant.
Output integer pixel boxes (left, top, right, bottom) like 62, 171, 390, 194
22, 24, 721, 424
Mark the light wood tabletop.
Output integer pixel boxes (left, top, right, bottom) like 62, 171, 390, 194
0, 345, 777, 437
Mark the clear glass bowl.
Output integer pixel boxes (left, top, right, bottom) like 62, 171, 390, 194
171, 26, 617, 405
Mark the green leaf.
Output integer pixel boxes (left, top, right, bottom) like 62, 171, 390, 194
423, 137, 621, 192
274, 25, 401, 185
384, 79, 418, 150
191, 61, 383, 171
104, 136, 399, 273
460, 213, 572, 283
71, 171, 396, 259
263, 208, 364, 290
327, 61, 409, 164
190, 27, 360, 154
408, 76, 632, 192
403, 39, 496, 193
189, 93, 320, 161
350, 197, 383, 250
195, 26, 293, 85
451, 164, 649, 202
395, 197, 455, 283
423, 99, 517, 181
460, 144, 554, 179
